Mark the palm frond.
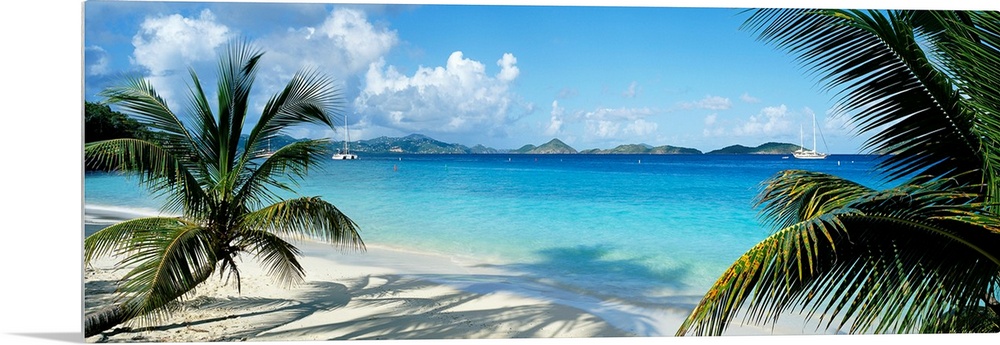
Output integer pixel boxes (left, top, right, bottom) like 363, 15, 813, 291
234, 139, 332, 210
678, 9, 1000, 337
84, 139, 208, 215
677, 174, 1000, 336
921, 305, 1000, 333
98, 74, 197, 150
234, 229, 306, 287
930, 11, 1000, 205
743, 9, 980, 184
93, 73, 217, 217
215, 39, 264, 181
240, 196, 364, 251
755, 170, 875, 229
243, 67, 343, 164
84, 217, 183, 264
86, 38, 362, 337
95, 218, 218, 326
184, 66, 221, 182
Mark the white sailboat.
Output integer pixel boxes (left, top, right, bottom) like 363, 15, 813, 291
332, 113, 358, 160
792, 112, 828, 160
261, 138, 274, 158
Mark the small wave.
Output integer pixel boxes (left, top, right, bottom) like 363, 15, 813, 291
83, 204, 179, 224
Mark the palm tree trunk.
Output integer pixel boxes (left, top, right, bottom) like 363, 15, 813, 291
84, 304, 127, 337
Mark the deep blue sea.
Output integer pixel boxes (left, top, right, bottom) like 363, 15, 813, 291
84, 153, 890, 307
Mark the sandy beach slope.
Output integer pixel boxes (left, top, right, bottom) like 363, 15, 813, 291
83, 205, 833, 343
83, 205, 647, 342
85, 242, 640, 343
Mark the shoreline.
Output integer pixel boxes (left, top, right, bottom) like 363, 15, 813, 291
83, 204, 831, 342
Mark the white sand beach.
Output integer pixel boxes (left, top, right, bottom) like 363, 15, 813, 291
84, 244, 629, 342
83, 205, 836, 343
83, 205, 637, 342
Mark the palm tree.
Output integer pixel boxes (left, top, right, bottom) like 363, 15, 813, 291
83, 40, 364, 337
676, 10, 1000, 335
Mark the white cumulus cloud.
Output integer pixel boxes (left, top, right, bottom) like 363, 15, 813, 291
740, 92, 761, 103
85, 46, 110, 76
118, 7, 401, 141
681, 95, 732, 111
127, 9, 231, 109
545, 100, 565, 136
586, 120, 621, 139
625, 119, 658, 136
496, 53, 520, 82
581, 107, 655, 122
131, 9, 230, 76
580, 107, 659, 140
703, 105, 795, 138
355, 51, 522, 136
704, 113, 717, 126
315, 8, 398, 73
258, 8, 398, 81
733, 104, 791, 136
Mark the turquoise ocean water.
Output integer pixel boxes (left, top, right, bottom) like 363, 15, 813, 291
84, 154, 889, 310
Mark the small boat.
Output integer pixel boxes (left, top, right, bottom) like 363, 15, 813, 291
792, 112, 827, 160
259, 138, 275, 158
333, 113, 358, 160
332, 150, 357, 160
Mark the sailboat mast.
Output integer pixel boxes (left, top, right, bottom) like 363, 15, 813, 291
811, 112, 817, 151
800, 125, 804, 151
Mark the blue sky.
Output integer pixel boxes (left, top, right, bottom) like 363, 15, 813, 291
82, 0, 983, 153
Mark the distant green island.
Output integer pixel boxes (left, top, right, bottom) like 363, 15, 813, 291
88, 102, 807, 156
248, 134, 811, 155
342, 136, 805, 155
705, 142, 803, 155
580, 143, 702, 155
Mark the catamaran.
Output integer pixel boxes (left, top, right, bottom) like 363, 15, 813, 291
792, 112, 827, 160
332, 113, 358, 160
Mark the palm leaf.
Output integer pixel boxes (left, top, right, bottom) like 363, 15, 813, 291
86, 217, 218, 326
742, 9, 980, 184
677, 173, 1000, 336
234, 139, 332, 211
242, 67, 343, 165
921, 305, 1000, 333
98, 75, 193, 142
183, 66, 221, 183
755, 170, 875, 230
235, 229, 306, 287
84, 139, 208, 216
214, 39, 264, 182
85, 39, 362, 337
929, 11, 1000, 205
85, 217, 183, 264
98, 75, 209, 185
240, 196, 364, 251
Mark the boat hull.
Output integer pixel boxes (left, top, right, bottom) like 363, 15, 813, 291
792, 152, 827, 159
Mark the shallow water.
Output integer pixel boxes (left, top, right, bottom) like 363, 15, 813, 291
83, 153, 887, 308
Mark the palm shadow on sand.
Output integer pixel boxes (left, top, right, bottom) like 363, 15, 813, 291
85, 245, 703, 341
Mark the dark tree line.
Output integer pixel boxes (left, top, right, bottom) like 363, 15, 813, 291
85, 101, 151, 143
